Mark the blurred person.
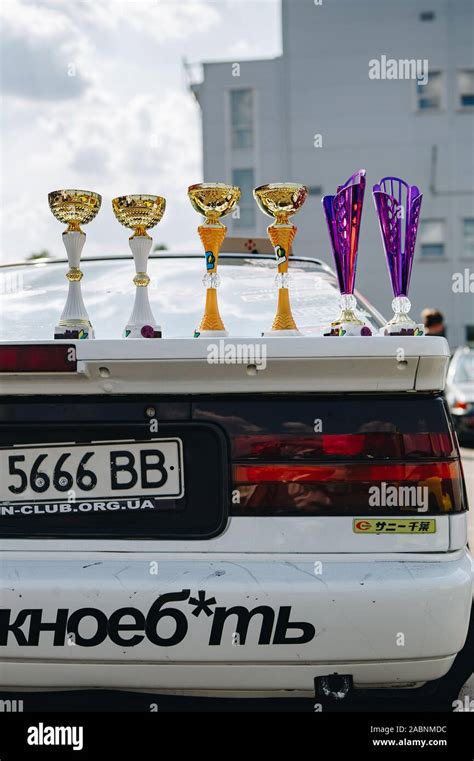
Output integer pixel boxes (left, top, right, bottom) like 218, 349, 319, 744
421, 308, 446, 337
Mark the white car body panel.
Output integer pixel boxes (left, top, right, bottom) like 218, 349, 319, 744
0, 333, 471, 696
0, 336, 450, 395
0, 550, 471, 693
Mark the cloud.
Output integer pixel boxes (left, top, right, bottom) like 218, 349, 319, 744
0, 86, 202, 260
1, 34, 88, 100
0, 0, 220, 101
54, 0, 221, 42
0, 0, 280, 265
0, 0, 89, 100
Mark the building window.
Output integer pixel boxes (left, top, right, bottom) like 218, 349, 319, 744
457, 69, 474, 108
232, 168, 255, 228
465, 325, 474, 343
416, 71, 442, 110
419, 220, 446, 258
230, 89, 254, 150
462, 218, 474, 257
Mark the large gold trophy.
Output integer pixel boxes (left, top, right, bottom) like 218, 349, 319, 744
48, 189, 102, 339
188, 183, 240, 337
112, 194, 166, 338
253, 183, 308, 335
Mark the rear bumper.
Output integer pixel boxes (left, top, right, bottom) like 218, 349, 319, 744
0, 656, 459, 695
0, 549, 472, 692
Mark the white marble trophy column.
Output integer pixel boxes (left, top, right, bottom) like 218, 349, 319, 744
124, 234, 161, 338
55, 230, 94, 339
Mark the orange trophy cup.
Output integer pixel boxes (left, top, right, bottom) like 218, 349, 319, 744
188, 183, 240, 337
253, 183, 308, 335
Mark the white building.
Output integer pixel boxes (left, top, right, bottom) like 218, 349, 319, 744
190, 0, 474, 346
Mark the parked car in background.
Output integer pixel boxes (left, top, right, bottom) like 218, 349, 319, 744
446, 346, 474, 446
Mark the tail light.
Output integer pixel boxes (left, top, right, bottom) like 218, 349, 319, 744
232, 432, 464, 516
193, 396, 466, 517
233, 432, 454, 460
453, 400, 471, 412
0, 345, 77, 373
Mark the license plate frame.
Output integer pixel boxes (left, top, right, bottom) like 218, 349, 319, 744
0, 438, 184, 506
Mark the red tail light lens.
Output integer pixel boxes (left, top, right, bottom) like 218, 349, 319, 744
233, 432, 455, 460
233, 460, 464, 516
0, 345, 77, 373
192, 397, 464, 516
235, 461, 459, 483
453, 400, 471, 411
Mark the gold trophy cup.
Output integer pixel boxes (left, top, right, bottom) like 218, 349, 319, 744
112, 194, 166, 338
48, 189, 102, 339
188, 182, 240, 337
253, 183, 308, 335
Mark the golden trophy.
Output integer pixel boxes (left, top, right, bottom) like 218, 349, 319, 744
48, 189, 101, 339
253, 183, 308, 335
188, 182, 240, 337
112, 194, 166, 338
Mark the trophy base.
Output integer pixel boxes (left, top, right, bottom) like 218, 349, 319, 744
124, 324, 162, 339
262, 329, 301, 337
323, 321, 372, 337
380, 322, 424, 337
193, 329, 229, 338
54, 323, 94, 340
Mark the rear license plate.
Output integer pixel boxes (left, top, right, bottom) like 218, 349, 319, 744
1, 439, 184, 504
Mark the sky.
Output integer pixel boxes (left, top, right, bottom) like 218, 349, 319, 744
0, 0, 281, 263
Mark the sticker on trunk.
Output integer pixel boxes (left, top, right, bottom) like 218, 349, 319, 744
353, 518, 436, 534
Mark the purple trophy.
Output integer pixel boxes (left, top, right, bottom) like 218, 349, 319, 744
322, 169, 372, 336
373, 176, 424, 335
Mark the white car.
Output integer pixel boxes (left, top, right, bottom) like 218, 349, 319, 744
446, 346, 474, 446
0, 252, 472, 710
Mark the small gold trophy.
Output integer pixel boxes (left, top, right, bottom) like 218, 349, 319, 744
188, 182, 240, 337
112, 194, 166, 338
253, 183, 308, 335
48, 189, 102, 339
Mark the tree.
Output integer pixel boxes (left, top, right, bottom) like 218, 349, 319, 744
153, 243, 168, 251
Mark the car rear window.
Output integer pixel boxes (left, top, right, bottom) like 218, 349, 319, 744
0, 256, 383, 339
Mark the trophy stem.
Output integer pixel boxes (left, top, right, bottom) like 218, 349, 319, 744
195, 223, 227, 337
265, 223, 299, 335
124, 235, 161, 339
198, 287, 226, 334
332, 295, 364, 327
271, 287, 298, 332
55, 231, 94, 340
380, 296, 424, 336
323, 293, 371, 337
